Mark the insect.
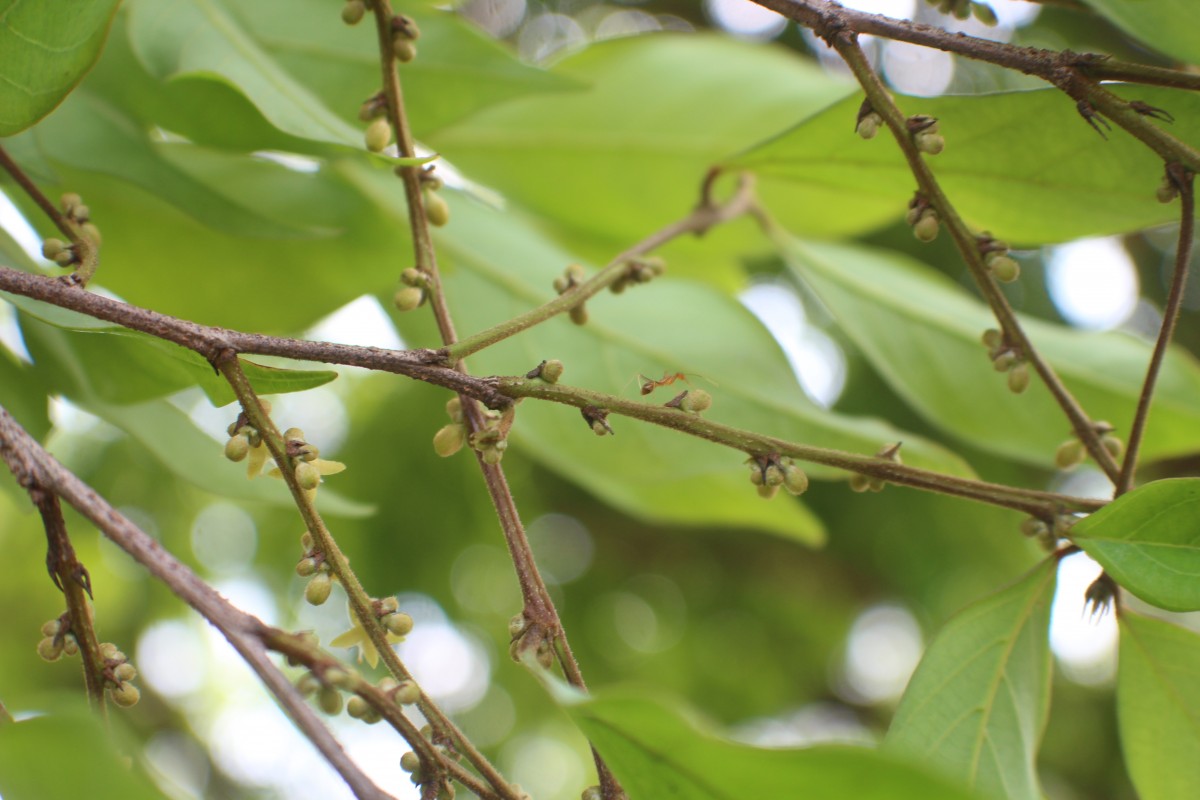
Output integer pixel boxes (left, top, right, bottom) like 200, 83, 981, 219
638, 371, 690, 395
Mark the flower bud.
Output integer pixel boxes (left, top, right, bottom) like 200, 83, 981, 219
394, 285, 425, 312
41, 619, 61, 637
915, 131, 944, 155
569, 305, 589, 326
539, 359, 565, 384
385, 612, 414, 637
37, 637, 63, 662
756, 484, 780, 499
782, 464, 809, 495
1055, 439, 1086, 470
41, 238, 66, 259
393, 680, 421, 705
341, 0, 365, 25
856, 113, 881, 140
1007, 362, 1030, 394
224, 434, 250, 462
401, 752, 421, 773
365, 118, 392, 153
433, 423, 466, 457
113, 662, 138, 682
423, 188, 450, 227
318, 686, 343, 715
986, 253, 1020, 283
680, 389, 712, 413
110, 682, 140, 708
295, 460, 320, 491
347, 695, 371, 719
1101, 434, 1124, 460
849, 473, 872, 493
296, 557, 319, 577
913, 211, 939, 242
393, 38, 417, 63
306, 572, 333, 606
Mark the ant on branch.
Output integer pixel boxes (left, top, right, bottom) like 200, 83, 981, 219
633, 371, 714, 396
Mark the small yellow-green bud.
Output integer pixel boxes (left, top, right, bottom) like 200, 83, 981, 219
756, 484, 780, 499
1101, 434, 1124, 460
41, 238, 66, 259
570, 305, 589, 326
41, 619, 61, 637
856, 113, 881, 140
992, 351, 1018, 372
385, 612, 414, 637
100, 642, 121, 660
987, 253, 1020, 283
1020, 517, 1049, 538
306, 572, 333, 606
62, 635, 79, 657
1007, 362, 1030, 394
347, 695, 371, 719
301, 531, 315, 551
915, 131, 945, 155
433, 423, 466, 457
680, 389, 712, 413
782, 464, 809, 496
114, 662, 138, 682
394, 286, 425, 312
365, 118, 392, 153
295, 460, 320, 491
37, 637, 63, 662
423, 189, 450, 227
913, 212, 939, 242
296, 673, 321, 695
401, 752, 421, 773
296, 557, 319, 577
981, 328, 1002, 350
540, 359, 565, 383
849, 473, 872, 493
60, 193, 82, 213
1055, 439, 1086, 470
318, 685, 343, 715
224, 434, 250, 462
341, 0, 366, 25
1157, 179, 1178, 204
763, 465, 785, 487
393, 38, 417, 63
110, 682, 141, 708
400, 267, 424, 287
393, 680, 421, 705
53, 249, 76, 267
481, 446, 504, 465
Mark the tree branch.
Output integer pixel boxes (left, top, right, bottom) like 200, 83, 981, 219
0, 405, 397, 800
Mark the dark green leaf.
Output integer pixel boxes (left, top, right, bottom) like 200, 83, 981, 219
1072, 479, 1200, 611
781, 237, 1200, 466
0, 0, 121, 135
733, 87, 1200, 243
0, 345, 49, 442
885, 559, 1057, 800
559, 686, 982, 799
0, 697, 168, 800
1079, 1, 1200, 65
1117, 613, 1200, 800
429, 33, 852, 281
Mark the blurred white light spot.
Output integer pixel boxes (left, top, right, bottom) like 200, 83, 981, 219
0, 301, 30, 362
1052, 467, 1113, 500
1050, 552, 1118, 686
0, 188, 49, 264
208, 706, 296, 786
733, 701, 874, 747
145, 731, 211, 799
840, 0, 916, 19
214, 577, 278, 626
526, 513, 594, 585
268, 387, 349, 455
48, 396, 108, 436
138, 620, 208, 698
307, 294, 405, 352
594, 9, 661, 40
518, 13, 585, 63
840, 604, 924, 704
504, 734, 586, 800
1046, 237, 1138, 330
706, 0, 786, 39
741, 281, 846, 407
883, 40, 954, 97
191, 501, 257, 574
396, 623, 490, 712
983, 0, 1040, 27
253, 151, 320, 174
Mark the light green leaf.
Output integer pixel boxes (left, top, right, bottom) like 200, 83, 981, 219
1072, 479, 1200, 611
559, 687, 982, 799
429, 33, 852, 283
124, 0, 421, 159
353, 167, 973, 542
885, 559, 1057, 800
1117, 613, 1200, 800
1080, 1, 1200, 66
0, 0, 121, 135
0, 697, 168, 800
0, 345, 49, 442
781, 237, 1200, 466
733, 86, 1200, 243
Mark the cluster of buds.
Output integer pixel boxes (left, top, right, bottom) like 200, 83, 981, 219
468, 409, 508, 465
296, 531, 336, 605
849, 442, 902, 493
610, 256, 665, 294
297, 664, 357, 716
747, 453, 809, 499
433, 397, 469, 457
856, 99, 883, 140
1019, 514, 1077, 552
100, 641, 141, 707
267, 428, 346, 497
553, 263, 590, 325
41, 193, 100, 267
1155, 164, 1191, 205
981, 328, 1031, 394
905, 194, 940, 242
401, 735, 463, 800
36, 614, 79, 662
925, 0, 998, 25
389, 13, 421, 63
420, 168, 450, 227
525, 359, 565, 384
1054, 422, 1123, 470
907, 115, 944, 156
976, 234, 1020, 283
664, 388, 712, 414
507, 614, 555, 669
374, 596, 415, 638
346, 674, 420, 724
395, 266, 431, 312
581, 405, 613, 436
224, 400, 272, 477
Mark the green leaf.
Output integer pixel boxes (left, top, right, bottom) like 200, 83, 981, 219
0, 345, 49, 442
781, 237, 1200, 466
1071, 479, 1200, 611
429, 33, 852, 279
0, 697, 169, 800
885, 559, 1057, 800
559, 687, 982, 799
124, 0, 419, 158
1117, 613, 1200, 800
732, 86, 1200, 243
353, 169, 973, 543
0, 0, 121, 135
1080, 0, 1200, 66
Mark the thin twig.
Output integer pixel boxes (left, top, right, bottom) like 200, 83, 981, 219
33, 489, 107, 713
1117, 166, 1195, 495
823, 31, 1123, 483
0, 405, 397, 800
